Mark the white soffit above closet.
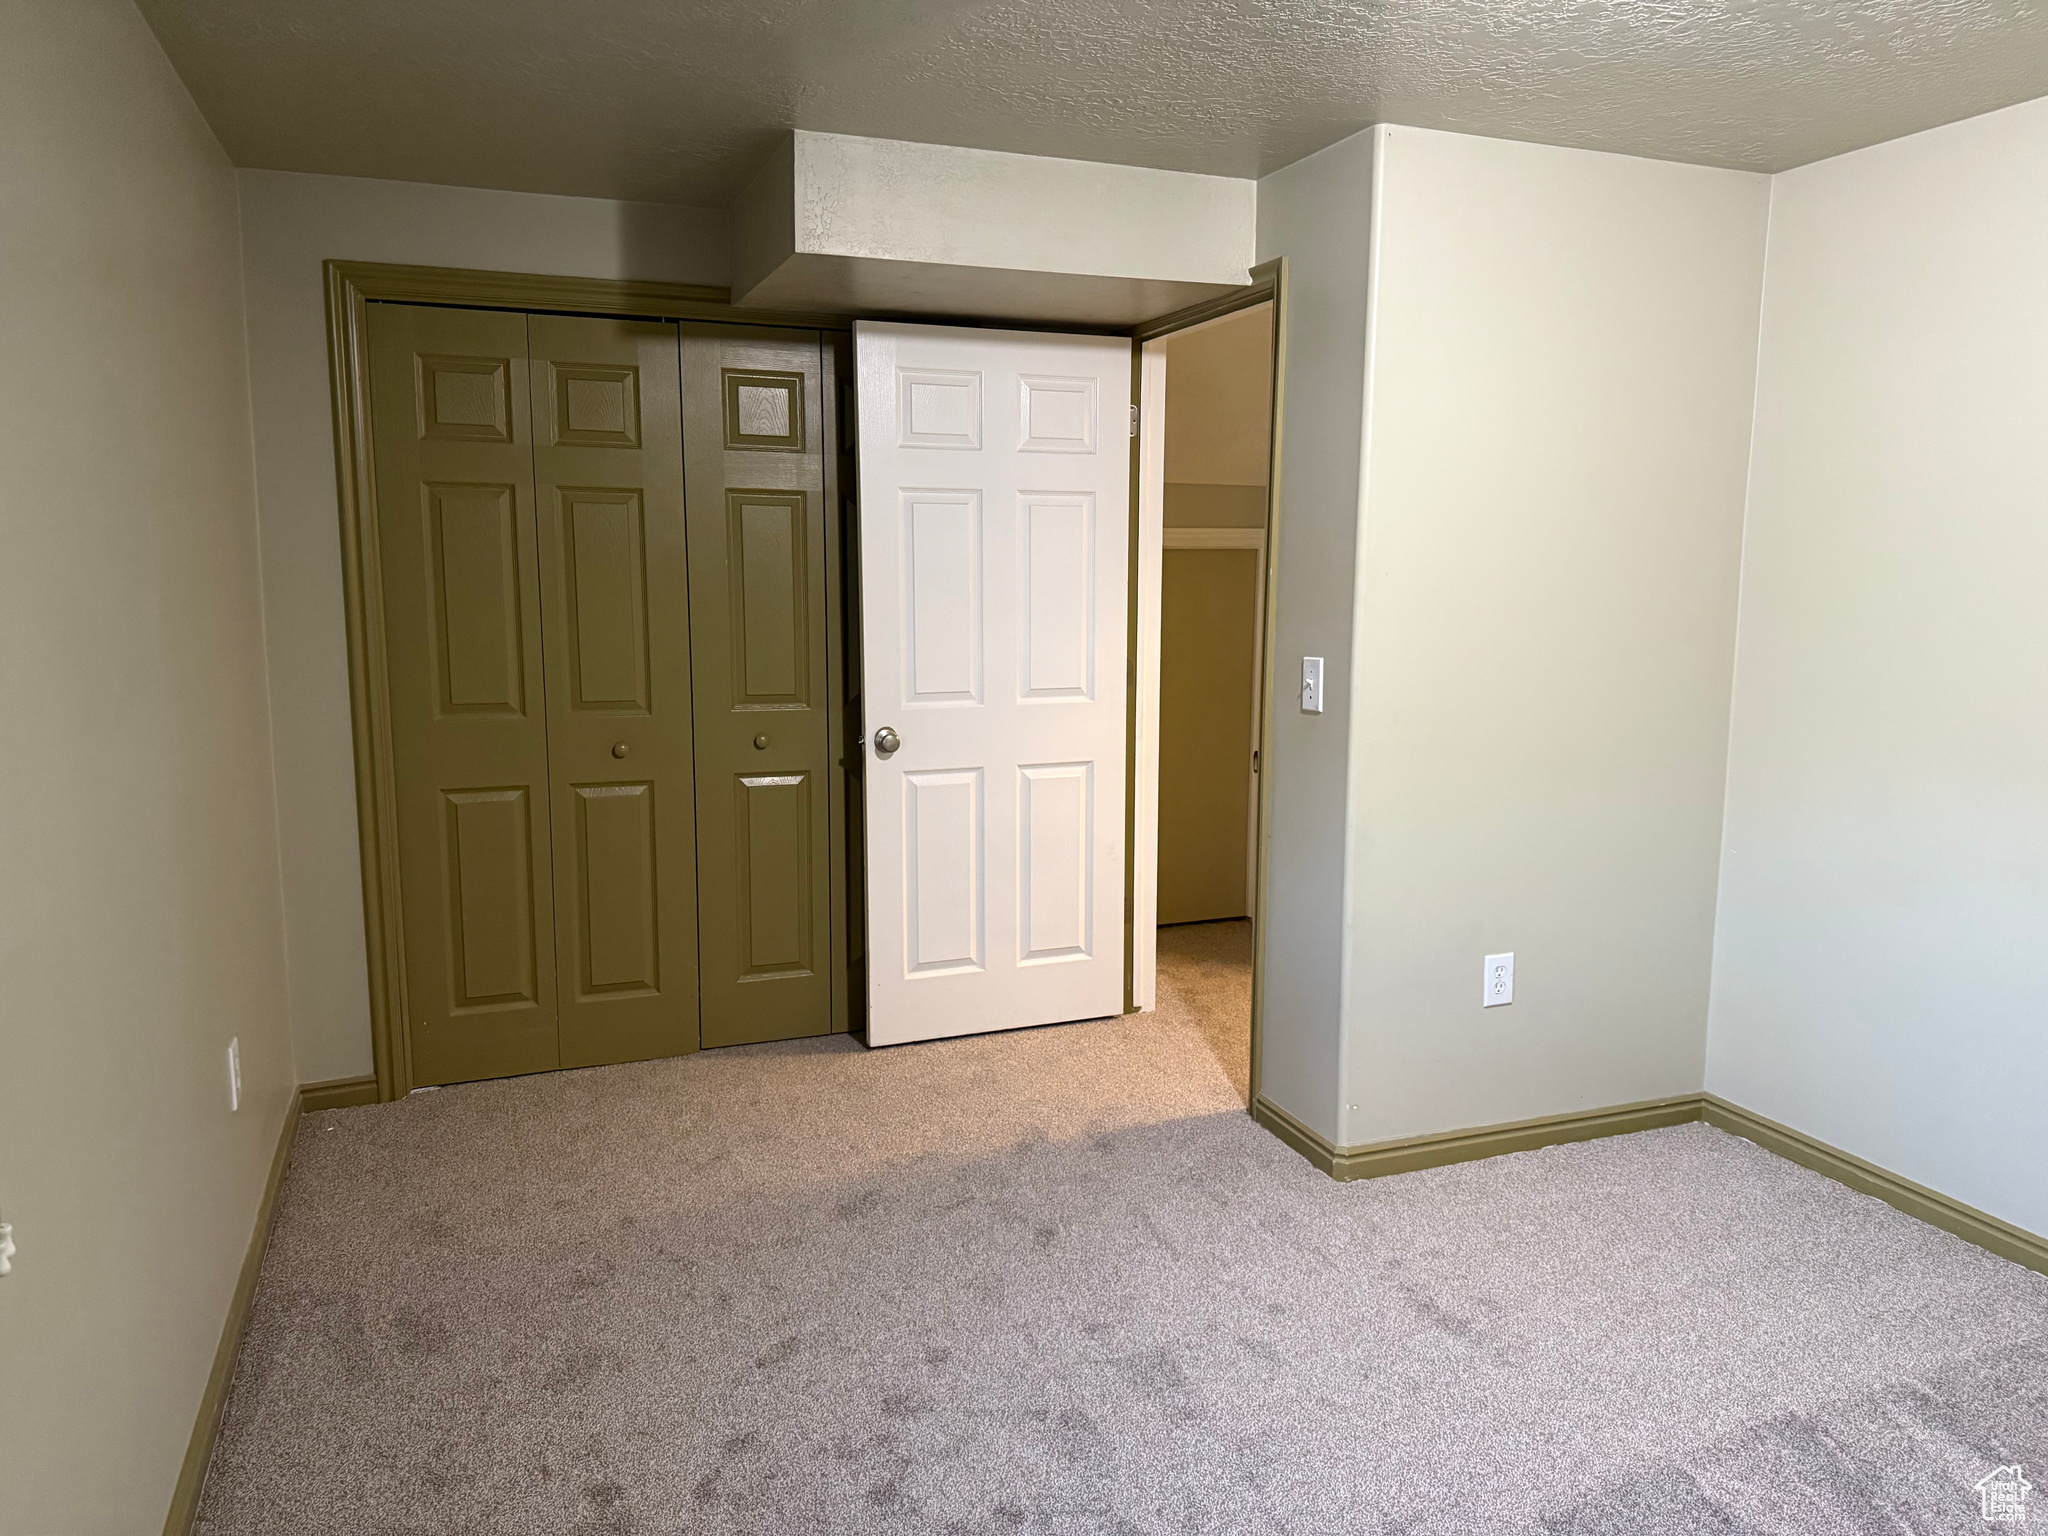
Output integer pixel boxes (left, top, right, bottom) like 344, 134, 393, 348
732, 134, 1254, 325
136, 0, 2048, 206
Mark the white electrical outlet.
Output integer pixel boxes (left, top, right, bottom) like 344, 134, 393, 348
1301, 656, 1324, 713
1484, 953, 1514, 1007
227, 1037, 242, 1112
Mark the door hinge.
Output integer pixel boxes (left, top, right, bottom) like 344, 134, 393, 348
1129, 402, 1138, 437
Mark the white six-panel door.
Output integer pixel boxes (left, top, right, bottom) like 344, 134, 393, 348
856, 321, 1131, 1046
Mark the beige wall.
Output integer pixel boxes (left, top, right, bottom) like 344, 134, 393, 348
0, 3, 294, 1528
235, 170, 729, 1083
1706, 96, 2048, 1237
1339, 127, 1768, 1146
1252, 130, 1378, 1139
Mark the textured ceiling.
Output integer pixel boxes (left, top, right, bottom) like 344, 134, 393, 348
138, 0, 2048, 206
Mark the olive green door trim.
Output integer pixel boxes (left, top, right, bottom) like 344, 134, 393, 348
330, 262, 858, 1102
328, 260, 855, 332
1123, 258, 1286, 1118
1253, 1091, 2048, 1277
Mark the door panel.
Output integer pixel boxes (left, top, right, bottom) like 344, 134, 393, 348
904, 769, 983, 974
729, 492, 809, 705
735, 771, 812, 975
856, 322, 1130, 1047
559, 490, 652, 709
529, 315, 699, 1068
1018, 762, 1092, 960
682, 327, 838, 1048
443, 787, 544, 1008
571, 782, 659, 993
1019, 494, 1095, 698
368, 304, 559, 1086
905, 491, 983, 702
427, 483, 528, 712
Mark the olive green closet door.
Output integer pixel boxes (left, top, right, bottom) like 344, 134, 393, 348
529, 315, 702, 1066
367, 303, 560, 1086
680, 326, 837, 1047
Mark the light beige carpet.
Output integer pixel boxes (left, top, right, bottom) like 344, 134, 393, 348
197, 925, 2048, 1534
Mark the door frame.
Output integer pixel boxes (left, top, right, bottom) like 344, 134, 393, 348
1126, 260, 1287, 1108
325, 261, 855, 1101
329, 257, 1288, 1103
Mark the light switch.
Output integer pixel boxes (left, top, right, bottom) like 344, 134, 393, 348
1301, 656, 1324, 713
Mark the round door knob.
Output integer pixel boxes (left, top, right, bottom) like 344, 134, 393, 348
753, 734, 770, 750
873, 726, 901, 754
611, 742, 630, 759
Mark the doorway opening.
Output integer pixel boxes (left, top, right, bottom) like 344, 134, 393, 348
1137, 299, 1277, 1106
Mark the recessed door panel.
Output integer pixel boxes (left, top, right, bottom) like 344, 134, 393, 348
369, 303, 558, 1087
552, 364, 641, 448
856, 322, 1130, 1046
418, 354, 513, 442
905, 769, 983, 975
683, 327, 841, 1048
735, 772, 812, 976
1018, 763, 1091, 962
572, 782, 659, 995
1018, 375, 1098, 454
1020, 494, 1094, 700
722, 369, 805, 451
560, 490, 651, 712
426, 483, 527, 715
729, 492, 809, 707
898, 369, 981, 449
905, 492, 983, 705
531, 314, 699, 1069
443, 787, 541, 1007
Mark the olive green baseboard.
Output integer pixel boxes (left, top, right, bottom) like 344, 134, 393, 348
1252, 1091, 2048, 1278
164, 1076, 378, 1533
1696, 1093, 2048, 1277
298, 1073, 380, 1112
1252, 1092, 1705, 1181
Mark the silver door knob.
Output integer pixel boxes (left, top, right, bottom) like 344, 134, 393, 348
611, 742, 630, 758
873, 726, 901, 754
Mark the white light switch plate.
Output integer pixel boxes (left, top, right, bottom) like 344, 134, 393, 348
1484, 953, 1514, 1007
1301, 656, 1324, 713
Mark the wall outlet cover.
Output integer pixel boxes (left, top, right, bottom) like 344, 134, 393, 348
1484, 952, 1514, 1007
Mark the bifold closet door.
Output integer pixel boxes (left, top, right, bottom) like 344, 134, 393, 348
528, 315, 701, 1067
367, 303, 560, 1085
680, 326, 839, 1047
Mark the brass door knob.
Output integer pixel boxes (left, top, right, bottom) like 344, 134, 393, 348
611, 742, 630, 758
753, 734, 769, 750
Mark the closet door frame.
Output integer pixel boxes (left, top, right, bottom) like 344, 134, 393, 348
329, 261, 854, 1101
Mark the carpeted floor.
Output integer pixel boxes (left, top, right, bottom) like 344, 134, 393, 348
198, 918, 2048, 1535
